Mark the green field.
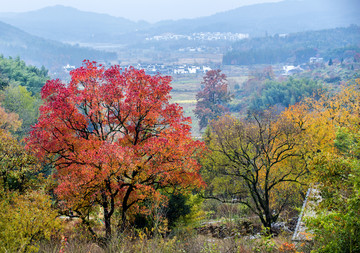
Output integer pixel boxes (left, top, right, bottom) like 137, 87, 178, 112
170, 77, 202, 137
169, 74, 249, 138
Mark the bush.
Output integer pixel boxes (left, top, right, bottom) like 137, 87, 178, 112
0, 191, 62, 253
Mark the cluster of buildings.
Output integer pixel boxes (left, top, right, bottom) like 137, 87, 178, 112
281, 57, 330, 75
63, 64, 76, 72
309, 57, 324, 64
282, 65, 304, 75
62, 55, 334, 77
146, 32, 249, 42
128, 63, 212, 75
61, 62, 212, 76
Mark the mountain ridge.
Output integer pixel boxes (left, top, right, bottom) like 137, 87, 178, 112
0, 0, 359, 43
0, 5, 150, 42
0, 20, 116, 74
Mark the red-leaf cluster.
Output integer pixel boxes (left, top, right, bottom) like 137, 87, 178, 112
27, 61, 204, 230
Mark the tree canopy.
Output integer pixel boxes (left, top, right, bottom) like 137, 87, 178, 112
202, 111, 308, 233
0, 55, 49, 94
27, 61, 204, 240
194, 69, 232, 130
282, 80, 360, 251
1, 84, 41, 138
0, 105, 60, 252
249, 78, 323, 112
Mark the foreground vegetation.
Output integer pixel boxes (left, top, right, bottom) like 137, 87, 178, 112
0, 56, 360, 252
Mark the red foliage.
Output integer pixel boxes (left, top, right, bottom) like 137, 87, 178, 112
194, 69, 232, 129
27, 60, 204, 238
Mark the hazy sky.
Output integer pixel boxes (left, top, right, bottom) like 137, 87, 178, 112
0, 0, 283, 22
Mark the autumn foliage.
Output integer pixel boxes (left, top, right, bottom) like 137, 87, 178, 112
203, 111, 308, 232
0, 104, 21, 133
194, 69, 232, 130
27, 61, 204, 239
0, 105, 60, 252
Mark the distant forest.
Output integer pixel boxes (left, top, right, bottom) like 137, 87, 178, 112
0, 21, 117, 74
223, 25, 360, 65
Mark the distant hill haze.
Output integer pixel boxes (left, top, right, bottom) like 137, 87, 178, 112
0, 0, 359, 43
156, 0, 360, 35
0, 21, 116, 72
0, 5, 150, 43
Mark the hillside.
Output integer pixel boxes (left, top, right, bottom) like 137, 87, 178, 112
0, 5, 149, 43
0, 21, 117, 75
0, 0, 358, 44
0, 55, 49, 94
151, 0, 360, 36
223, 25, 360, 65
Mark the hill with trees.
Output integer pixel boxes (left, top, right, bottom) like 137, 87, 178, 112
150, 0, 360, 36
0, 55, 48, 93
1, 1, 360, 251
223, 25, 360, 65
0, 21, 117, 74
0, 56, 49, 137
0, 5, 149, 43
0, 0, 359, 44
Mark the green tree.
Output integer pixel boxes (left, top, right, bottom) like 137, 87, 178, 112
0, 74, 9, 90
306, 129, 360, 252
249, 78, 323, 112
0, 55, 49, 94
1, 84, 41, 138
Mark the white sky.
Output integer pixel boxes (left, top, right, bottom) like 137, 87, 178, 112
0, 0, 283, 22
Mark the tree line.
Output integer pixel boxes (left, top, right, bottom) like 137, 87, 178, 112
195, 67, 360, 250
223, 25, 360, 65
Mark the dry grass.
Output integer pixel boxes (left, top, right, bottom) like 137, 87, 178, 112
38, 226, 302, 253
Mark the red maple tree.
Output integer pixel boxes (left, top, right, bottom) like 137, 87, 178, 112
27, 61, 204, 239
194, 69, 232, 130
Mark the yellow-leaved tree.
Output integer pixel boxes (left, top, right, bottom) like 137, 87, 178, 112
202, 111, 309, 233
282, 79, 360, 251
0, 105, 61, 253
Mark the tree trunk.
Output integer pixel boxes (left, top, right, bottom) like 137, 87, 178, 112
102, 194, 112, 239
118, 185, 133, 232
264, 214, 273, 235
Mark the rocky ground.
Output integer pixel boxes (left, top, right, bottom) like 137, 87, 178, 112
196, 217, 298, 239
